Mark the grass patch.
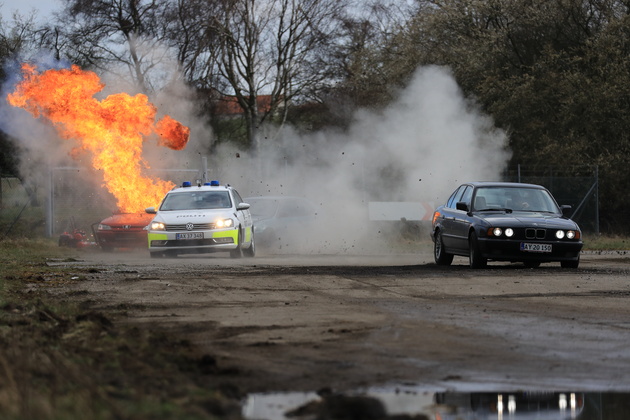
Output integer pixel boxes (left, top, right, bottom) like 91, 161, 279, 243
582, 234, 630, 251
0, 239, 242, 420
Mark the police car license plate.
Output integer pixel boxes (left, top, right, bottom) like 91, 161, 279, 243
176, 232, 203, 240
521, 243, 552, 253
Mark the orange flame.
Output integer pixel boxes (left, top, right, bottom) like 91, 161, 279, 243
7, 63, 190, 213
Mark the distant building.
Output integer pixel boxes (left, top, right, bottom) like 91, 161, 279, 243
213, 95, 281, 118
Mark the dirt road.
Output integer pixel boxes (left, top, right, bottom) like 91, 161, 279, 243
53, 249, 630, 397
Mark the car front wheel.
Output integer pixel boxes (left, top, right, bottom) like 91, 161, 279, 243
230, 229, 243, 258
434, 230, 453, 266
469, 231, 487, 269
243, 229, 256, 258
561, 255, 580, 268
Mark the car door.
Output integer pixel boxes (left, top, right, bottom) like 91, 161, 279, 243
450, 185, 473, 252
232, 189, 253, 242
440, 186, 466, 249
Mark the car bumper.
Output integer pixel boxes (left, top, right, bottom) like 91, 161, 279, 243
147, 228, 238, 253
95, 231, 148, 248
478, 237, 583, 262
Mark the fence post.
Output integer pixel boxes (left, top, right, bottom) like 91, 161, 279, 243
47, 167, 54, 237
595, 165, 599, 235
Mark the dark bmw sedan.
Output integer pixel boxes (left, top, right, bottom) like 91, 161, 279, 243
430, 182, 583, 268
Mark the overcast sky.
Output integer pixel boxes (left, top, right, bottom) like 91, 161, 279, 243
1, 0, 62, 21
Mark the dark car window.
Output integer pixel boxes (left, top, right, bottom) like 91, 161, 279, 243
459, 186, 473, 208
446, 186, 465, 208
278, 199, 314, 218
248, 199, 277, 218
232, 189, 244, 206
474, 186, 560, 213
160, 191, 231, 210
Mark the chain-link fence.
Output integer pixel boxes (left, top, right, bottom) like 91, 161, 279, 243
0, 176, 46, 238
1, 166, 202, 240
505, 165, 599, 233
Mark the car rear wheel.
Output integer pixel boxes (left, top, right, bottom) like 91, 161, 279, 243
469, 231, 487, 269
434, 230, 453, 266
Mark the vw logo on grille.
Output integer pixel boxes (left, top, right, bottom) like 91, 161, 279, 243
186, 223, 194, 231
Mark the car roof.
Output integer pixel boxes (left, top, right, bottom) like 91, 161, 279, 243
169, 184, 232, 193
244, 196, 309, 201
465, 182, 547, 189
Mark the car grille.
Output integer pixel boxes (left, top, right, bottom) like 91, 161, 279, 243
525, 228, 547, 239
165, 223, 215, 231
110, 226, 146, 231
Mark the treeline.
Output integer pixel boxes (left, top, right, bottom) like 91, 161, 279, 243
1, 0, 628, 232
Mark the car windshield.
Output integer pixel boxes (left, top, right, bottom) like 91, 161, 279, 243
247, 199, 279, 218
472, 187, 560, 213
159, 191, 232, 211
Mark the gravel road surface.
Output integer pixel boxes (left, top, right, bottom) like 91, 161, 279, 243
53, 249, 630, 397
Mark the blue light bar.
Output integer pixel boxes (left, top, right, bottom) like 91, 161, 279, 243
182, 181, 192, 187
210, 180, 220, 186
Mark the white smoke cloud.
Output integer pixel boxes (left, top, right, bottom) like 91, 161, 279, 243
213, 65, 511, 254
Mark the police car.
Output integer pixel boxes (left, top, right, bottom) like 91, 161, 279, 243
145, 180, 255, 258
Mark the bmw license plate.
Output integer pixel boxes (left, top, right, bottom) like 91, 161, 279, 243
521, 243, 552, 253
176, 232, 203, 240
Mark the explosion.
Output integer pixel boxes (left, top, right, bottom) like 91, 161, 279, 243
7, 63, 190, 212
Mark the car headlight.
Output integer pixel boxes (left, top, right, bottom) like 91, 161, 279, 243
556, 230, 565, 239
98, 224, 111, 231
566, 230, 577, 239
488, 227, 514, 237
151, 221, 166, 231
215, 218, 234, 228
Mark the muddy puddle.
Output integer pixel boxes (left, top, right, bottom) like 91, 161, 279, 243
242, 386, 630, 420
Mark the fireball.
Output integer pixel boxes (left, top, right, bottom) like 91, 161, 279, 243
7, 63, 190, 213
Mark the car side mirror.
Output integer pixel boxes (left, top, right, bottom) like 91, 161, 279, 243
561, 205, 572, 218
237, 203, 250, 211
145, 207, 156, 214
456, 201, 469, 212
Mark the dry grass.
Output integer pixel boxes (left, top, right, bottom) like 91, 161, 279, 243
0, 239, 242, 420
582, 234, 630, 251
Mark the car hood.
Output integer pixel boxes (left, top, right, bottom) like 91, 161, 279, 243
100, 212, 154, 227
479, 212, 580, 229
152, 209, 235, 224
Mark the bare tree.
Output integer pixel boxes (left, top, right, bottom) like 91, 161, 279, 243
200, 0, 345, 151
58, 0, 173, 93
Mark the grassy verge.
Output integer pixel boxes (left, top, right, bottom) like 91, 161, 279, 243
0, 239, 241, 420
582, 234, 630, 251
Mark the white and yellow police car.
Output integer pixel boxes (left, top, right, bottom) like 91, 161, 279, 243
145, 180, 255, 258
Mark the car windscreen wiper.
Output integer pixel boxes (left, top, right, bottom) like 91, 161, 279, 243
476, 208, 513, 213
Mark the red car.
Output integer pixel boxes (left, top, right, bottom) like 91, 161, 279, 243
93, 212, 154, 251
